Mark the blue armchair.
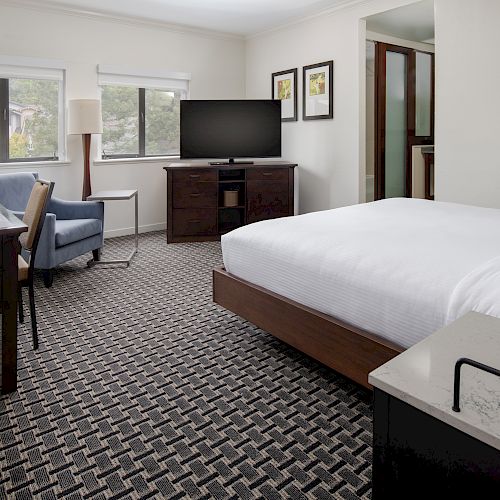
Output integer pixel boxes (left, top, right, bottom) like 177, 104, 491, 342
0, 172, 104, 287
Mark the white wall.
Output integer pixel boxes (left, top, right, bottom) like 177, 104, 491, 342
434, 0, 500, 208
245, 0, 419, 214
5, 0, 499, 231
0, 3, 245, 236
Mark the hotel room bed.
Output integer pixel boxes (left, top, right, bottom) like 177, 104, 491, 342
214, 198, 500, 387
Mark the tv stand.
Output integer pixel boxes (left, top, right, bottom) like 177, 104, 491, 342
164, 161, 297, 243
209, 159, 254, 165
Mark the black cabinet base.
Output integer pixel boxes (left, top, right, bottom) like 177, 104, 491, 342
373, 388, 500, 499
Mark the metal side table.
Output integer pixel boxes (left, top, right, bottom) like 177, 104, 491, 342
87, 189, 138, 267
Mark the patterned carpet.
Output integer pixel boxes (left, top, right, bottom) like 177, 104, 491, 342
0, 232, 373, 499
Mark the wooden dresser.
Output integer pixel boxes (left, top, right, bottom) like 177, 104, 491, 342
164, 161, 297, 243
1, 203, 27, 394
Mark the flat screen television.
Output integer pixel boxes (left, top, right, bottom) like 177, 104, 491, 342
180, 99, 281, 164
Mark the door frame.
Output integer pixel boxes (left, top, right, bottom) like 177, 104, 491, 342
406, 49, 435, 197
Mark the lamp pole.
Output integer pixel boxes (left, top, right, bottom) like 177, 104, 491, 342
82, 133, 92, 200
68, 99, 103, 201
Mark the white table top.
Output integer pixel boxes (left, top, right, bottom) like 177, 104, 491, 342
369, 312, 500, 450
87, 189, 137, 201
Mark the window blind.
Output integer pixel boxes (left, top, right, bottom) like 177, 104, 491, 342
0, 56, 65, 81
97, 64, 190, 92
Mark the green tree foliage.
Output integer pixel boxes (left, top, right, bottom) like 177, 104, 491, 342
101, 85, 180, 157
9, 78, 59, 159
145, 89, 180, 156
101, 86, 139, 156
9, 132, 28, 158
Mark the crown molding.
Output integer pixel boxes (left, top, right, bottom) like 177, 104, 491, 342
1, 0, 416, 42
245, 0, 377, 39
0, 0, 244, 41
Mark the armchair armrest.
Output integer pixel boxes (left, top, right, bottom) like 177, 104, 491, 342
48, 197, 104, 221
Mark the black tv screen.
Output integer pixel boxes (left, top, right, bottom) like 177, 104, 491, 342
180, 100, 281, 160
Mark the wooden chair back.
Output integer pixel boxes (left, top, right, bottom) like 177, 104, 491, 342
19, 179, 54, 276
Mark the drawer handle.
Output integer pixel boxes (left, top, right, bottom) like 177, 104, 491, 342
262, 172, 273, 176
189, 174, 200, 179
190, 193, 201, 197
188, 219, 201, 224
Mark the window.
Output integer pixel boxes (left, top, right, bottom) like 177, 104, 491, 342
0, 58, 64, 162
101, 86, 182, 158
145, 88, 182, 156
98, 65, 190, 159
101, 86, 139, 158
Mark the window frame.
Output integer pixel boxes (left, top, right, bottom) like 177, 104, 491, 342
0, 79, 8, 161
100, 86, 186, 160
0, 76, 64, 163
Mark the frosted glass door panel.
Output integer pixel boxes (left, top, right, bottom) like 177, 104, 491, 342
366, 40, 375, 202
415, 52, 432, 136
385, 51, 407, 198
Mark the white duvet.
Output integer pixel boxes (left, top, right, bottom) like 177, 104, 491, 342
221, 198, 500, 348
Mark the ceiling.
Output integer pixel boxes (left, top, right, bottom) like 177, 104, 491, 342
366, 0, 434, 43
29, 0, 363, 36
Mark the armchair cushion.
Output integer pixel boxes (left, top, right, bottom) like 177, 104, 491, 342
0, 172, 37, 211
55, 219, 103, 248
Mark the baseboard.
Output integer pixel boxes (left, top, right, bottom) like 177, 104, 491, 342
104, 222, 166, 239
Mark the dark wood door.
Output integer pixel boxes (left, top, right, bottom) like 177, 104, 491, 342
375, 43, 434, 200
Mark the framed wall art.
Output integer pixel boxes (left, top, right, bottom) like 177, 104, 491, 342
272, 68, 298, 122
302, 60, 333, 120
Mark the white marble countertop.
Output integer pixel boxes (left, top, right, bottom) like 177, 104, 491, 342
369, 312, 500, 450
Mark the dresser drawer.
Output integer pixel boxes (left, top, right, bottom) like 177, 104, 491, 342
246, 167, 289, 181
172, 169, 217, 183
172, 209, 217, 236
173, 182, 217, 208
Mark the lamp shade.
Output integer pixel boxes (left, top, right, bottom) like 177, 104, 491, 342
68, 99, 103, 135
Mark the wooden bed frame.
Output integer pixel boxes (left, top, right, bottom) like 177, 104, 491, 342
213, 267, 404, 389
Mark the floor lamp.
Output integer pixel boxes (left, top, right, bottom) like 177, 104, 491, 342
68, 99, 103, 200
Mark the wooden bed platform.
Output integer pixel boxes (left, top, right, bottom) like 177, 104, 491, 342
213, 267, 404, 389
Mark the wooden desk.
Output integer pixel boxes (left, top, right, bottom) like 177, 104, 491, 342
0, 204, 27, 394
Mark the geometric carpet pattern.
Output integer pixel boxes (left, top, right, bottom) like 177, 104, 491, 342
0, 232, 372, 499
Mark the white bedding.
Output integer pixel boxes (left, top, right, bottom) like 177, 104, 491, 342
221, 198, 500, 348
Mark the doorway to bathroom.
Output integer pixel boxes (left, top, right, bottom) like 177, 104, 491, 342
365, 0, 435, 202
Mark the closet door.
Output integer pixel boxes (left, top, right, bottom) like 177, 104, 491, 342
375, 44, 411, 200
374, 43, 434, 200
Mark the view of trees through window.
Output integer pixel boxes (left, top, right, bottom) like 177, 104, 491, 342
101, 85, 181, 158
145, 89, 181, 156
8, 78, 59, 160
101, 86, 139, 157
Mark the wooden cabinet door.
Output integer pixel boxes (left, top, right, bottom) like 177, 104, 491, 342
247, 179, 289, 223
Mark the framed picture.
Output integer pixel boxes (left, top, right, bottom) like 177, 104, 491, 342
272, 68, 297, 122
302, 60, 333, 120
